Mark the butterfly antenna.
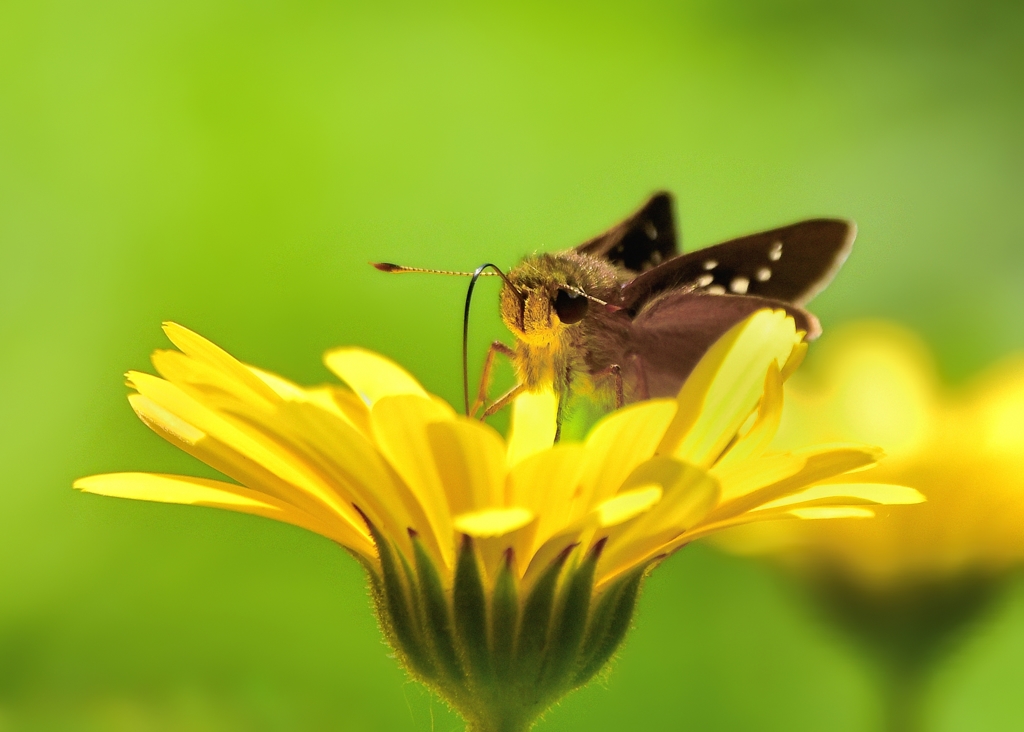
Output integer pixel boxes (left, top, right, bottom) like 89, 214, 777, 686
463, 263, 521, 416
564, 286, 616, 309
372, 262, 501, 277
372, 261, 520, 415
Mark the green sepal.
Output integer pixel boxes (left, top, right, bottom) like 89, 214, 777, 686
358, 523, 650, 732
346, 547, 385, 605
411, 530, 465, 682
454, 535, 493, 682
514, 544, 574, 681
358, 511, 435, 679
542, 538, 604, 687
397, 538, 426, 632
572, 564, 646, 687
490, 549, 519, 680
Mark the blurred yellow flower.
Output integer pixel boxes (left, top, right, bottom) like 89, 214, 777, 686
75, 311, 921, 732
711, 321, 1024, 732
714, 321, 1024, 588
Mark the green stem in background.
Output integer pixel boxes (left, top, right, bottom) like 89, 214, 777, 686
879, 659, 927, 732
804, 571, 1005, 732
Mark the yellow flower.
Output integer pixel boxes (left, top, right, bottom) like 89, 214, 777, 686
710, 321, 1024, 730
75, 311, 920, 732
713, 321, 1024, 589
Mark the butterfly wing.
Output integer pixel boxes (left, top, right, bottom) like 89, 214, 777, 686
620, 218, 856, 311
574, 191, 679, 273
625, 292, 819, 398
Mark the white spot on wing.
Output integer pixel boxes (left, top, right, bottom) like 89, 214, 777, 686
706, 284, 726, 295
769, 241, 783, 261
729, 276, 750, 294
756, 267, 771, 281
644, 221, 658, 240
650, 250, 663, 264
703, 259, 718, 270
696, 273, 714, 287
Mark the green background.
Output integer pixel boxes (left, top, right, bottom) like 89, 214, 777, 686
2, 1, 1022, 729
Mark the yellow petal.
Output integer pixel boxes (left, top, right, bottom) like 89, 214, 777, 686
324, 347, 428, 406
595, 485, 664, 527
453, 507, 534, 538
507, 444, 587, 513
756, 482, 925, 511
780, 340, 808, 381
268, 397, 436, 559
507, 444, 588, 560
146, 356, 397, 534
712, 452, 807, 503
616, 459, 721, 534
506, 387, 559, 468
597, 460, 720, 584
151, 349, 273, 411
160, 322, 280, 403
714, 360, 784, 470
249, 366, 308, 401
680, 483, 920, 547
248, 366, 374, 434
328, 387, 375, 435
75, 472, 373, 555
128, 392, 329, 515
130, 393, 205, 445
129, 372, 358, 521
659, 309, 799, 467
77, 472, 270, 508
790, 506, 874, 519
129, 374, 410, 548
370, 394, 457, 565
706, 445, 882, 525
578, 399, 678, 511
427, 418, 508, 516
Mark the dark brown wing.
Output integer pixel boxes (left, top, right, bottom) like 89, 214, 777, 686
574, 192, 679, 273
620, 219, 856, 312
626, 292, 819, 398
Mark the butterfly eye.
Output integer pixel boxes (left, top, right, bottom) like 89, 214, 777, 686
553, 288, 589, 324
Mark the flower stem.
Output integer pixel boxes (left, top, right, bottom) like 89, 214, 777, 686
467, 717, 533, 732
880, 663, 926, 732
805, 573, 1004, 732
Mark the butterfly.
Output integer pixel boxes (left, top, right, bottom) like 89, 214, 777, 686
376, 191, 855, 422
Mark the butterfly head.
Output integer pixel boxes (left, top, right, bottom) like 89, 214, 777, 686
501, 253, 617, 347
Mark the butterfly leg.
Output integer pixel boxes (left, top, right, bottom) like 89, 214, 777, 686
472, 341, 516, 418
552, 366, 574, 443
591, 364, 624, 409
481, 383, 525, 419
